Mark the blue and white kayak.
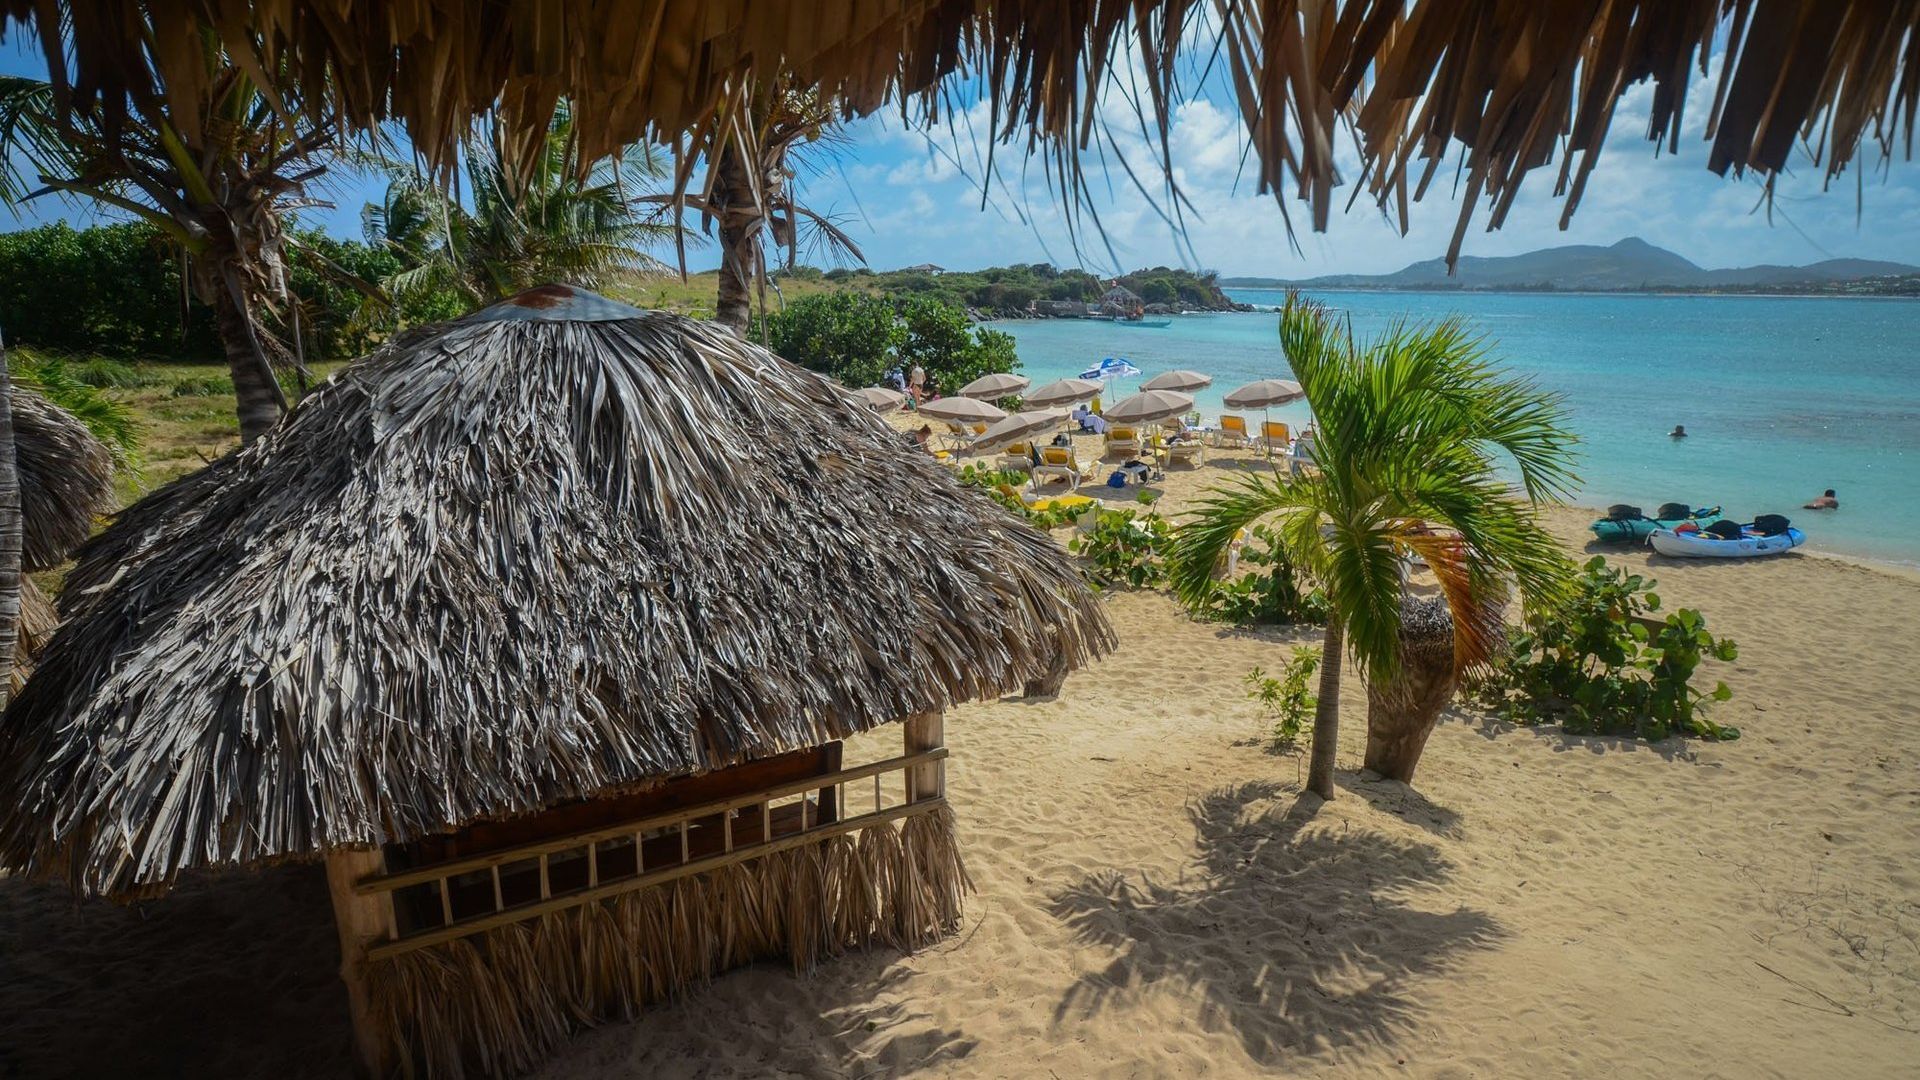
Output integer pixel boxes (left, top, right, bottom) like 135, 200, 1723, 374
1649, 526, 1806, 559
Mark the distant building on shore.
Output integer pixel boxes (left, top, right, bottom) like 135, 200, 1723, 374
900, 262, 947, 275
1099, 283, 1144, 317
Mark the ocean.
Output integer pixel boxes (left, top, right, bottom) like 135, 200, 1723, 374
983, 290, 1920, 566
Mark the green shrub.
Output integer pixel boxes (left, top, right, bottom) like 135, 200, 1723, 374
1469, 556, 1740, 741
1245, 650, 1320, 751
956, 463, 1091, 531
1070, 506, 1172, 589
65, 357, 149, 388
171, 374, 235, 397
1201, 523, 1328, 625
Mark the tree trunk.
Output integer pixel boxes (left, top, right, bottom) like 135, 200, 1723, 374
0, 330, 20, 707
1307, 614, 1344, 799
1363, 596, 1460, 784
211, 282, 285, 444
712, 149, 760, 337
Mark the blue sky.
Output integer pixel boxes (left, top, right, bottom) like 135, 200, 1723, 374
6, 34, 1919, 278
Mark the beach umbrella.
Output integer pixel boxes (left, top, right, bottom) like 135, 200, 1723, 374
1223, 379, 1306, 408
971, 408, 1066, 453
918, 396, 1008, 423
956, 372, 1031, 399
1103, 390, 1195, 425
851, 386, 905, 411
1141, 369, 1213, 392
1078, 356, 1142, 381
1024, 377, 1104, 407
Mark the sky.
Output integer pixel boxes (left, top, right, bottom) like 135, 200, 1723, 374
6, 32, 1920, 279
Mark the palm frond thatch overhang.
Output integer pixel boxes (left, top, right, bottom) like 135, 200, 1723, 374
0, 285, 1113, 900
10, 386, 114, 573
3, 2, 1915, 263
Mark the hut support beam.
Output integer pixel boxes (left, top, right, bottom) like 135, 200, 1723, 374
326, 847, 394, 1078
904, 710, 945, 801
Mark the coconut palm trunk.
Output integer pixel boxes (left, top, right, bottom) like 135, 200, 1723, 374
208, 276, 287, 444
0, 330, 19, 705
1308, 615, 1344, 798
1363, 597, 1460, 783
711, 149, 760, 336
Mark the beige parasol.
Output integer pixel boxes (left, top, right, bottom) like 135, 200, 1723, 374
1141, 369, 1213, 392
1103, 390, 1196, 425
956, 372, 1032, 399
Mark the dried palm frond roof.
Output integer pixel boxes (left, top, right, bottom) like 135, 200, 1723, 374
0, 285, 1113, 900
3, 2, 1915, 264
9, 385, 114, 573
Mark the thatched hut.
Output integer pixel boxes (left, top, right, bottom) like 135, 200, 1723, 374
5, 385, 116, 684
0, 286, 1112, 1075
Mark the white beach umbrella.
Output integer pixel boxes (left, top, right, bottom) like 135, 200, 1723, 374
851, 386, 905, 411
972, 408, 1066, 453
1141, 369, 1213, 392
1223, 379, 1306, 408
1024, 377, 1104, 407
956, 372, 1032, 399
918, 396, 1008, 423
1103, 389, 1196, 425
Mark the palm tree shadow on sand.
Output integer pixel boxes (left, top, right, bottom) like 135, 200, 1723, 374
1048, 780, 1502, 1065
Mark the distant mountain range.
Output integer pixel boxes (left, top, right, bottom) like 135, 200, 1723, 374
1222, 237, 1920, 293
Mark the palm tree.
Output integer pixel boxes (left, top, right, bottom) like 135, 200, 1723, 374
361, 104, 679, 316
645, 81, 863, 334
1169, 295, 1578, 798
0, 44, 343, 444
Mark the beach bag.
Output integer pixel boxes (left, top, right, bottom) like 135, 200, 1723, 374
1705, 519, 1744, 540
1752, 513, 1792, 536
1107, 471, 1128, 488
1655, 502, 1692, 521
1607, 504, 1642, 520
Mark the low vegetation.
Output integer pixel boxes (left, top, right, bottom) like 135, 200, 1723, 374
1468, 556, 1740, 742
804, 262, 1236, 317
1245, 650, 1320, 752
1068, 497, 1172, 590
758, 292, 1018, 394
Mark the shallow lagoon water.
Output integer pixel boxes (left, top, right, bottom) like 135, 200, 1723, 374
984, 290, 1920, 565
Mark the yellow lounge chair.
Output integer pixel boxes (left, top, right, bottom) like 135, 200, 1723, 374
1259, 420, 1292, 455
996, 441, 1035, 473
1215, 415, 1252, 449
1034, 445, 1087, 491
1104, 425, 1141, 459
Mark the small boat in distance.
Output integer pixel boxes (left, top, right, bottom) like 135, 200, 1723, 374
1650, 514, 1805, 558
1113, 318, 1172, 328
1591, 503, 1722, 544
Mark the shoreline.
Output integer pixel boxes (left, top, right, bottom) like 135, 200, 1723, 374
1226, 287, 1920, 302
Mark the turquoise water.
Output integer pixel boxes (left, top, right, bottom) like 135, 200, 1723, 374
985, 291, 1920, 565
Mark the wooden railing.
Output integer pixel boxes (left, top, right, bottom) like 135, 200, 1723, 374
352, 749, 948, 961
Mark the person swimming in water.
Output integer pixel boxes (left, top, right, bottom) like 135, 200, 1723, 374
1804, 488, 1838, 510
1668, 424, 1688, 438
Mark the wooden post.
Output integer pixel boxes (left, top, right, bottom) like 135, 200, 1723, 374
904, 711, 945, 802
326, 848, 394, 1078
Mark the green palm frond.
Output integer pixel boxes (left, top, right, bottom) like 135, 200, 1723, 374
1170, 292, 1580, 681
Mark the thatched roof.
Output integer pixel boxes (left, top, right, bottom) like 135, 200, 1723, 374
5, 3, 1915, 262
6, 385, 117, 690
0, 285, 1112, 900
10, 386, 114, 574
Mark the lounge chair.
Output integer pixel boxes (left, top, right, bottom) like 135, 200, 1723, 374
1163, 438, 1206, 468
1104, 425, 1141, 459
1286, 430, 1318, 476
1034, 445, 1087, 491
943, 421, 988, 453
996, 441, 1035, 473
1215, 415, 1252, 449
1259, 421, 1292, 455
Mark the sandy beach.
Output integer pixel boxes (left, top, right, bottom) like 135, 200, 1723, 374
2, 428, 1915, 1077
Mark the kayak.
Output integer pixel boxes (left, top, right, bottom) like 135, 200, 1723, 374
1649, 526, 1805, 558
1590, 504, 1722, 544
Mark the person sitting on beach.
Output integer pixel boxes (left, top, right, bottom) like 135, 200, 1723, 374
1669, 424, 1688, 438
1803, 488, 1839, 510
909, 424, 933, 450
1073, 404, 1109, 434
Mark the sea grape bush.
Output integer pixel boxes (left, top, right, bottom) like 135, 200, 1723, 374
956, 464, 1089, 532
1069, 505, 1173, 589
1469, 556, 1739, 741
1202, 523, 1328, 626
1245, 649, 1320, 751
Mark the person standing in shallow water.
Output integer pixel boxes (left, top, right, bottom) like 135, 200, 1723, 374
1669, 424, 1688, 438
1805, 488, 1839, 510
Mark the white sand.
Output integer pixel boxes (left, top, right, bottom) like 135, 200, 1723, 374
2, 430, 1915, 1077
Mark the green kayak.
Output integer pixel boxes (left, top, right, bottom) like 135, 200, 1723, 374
1591, 504, 1722, 544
